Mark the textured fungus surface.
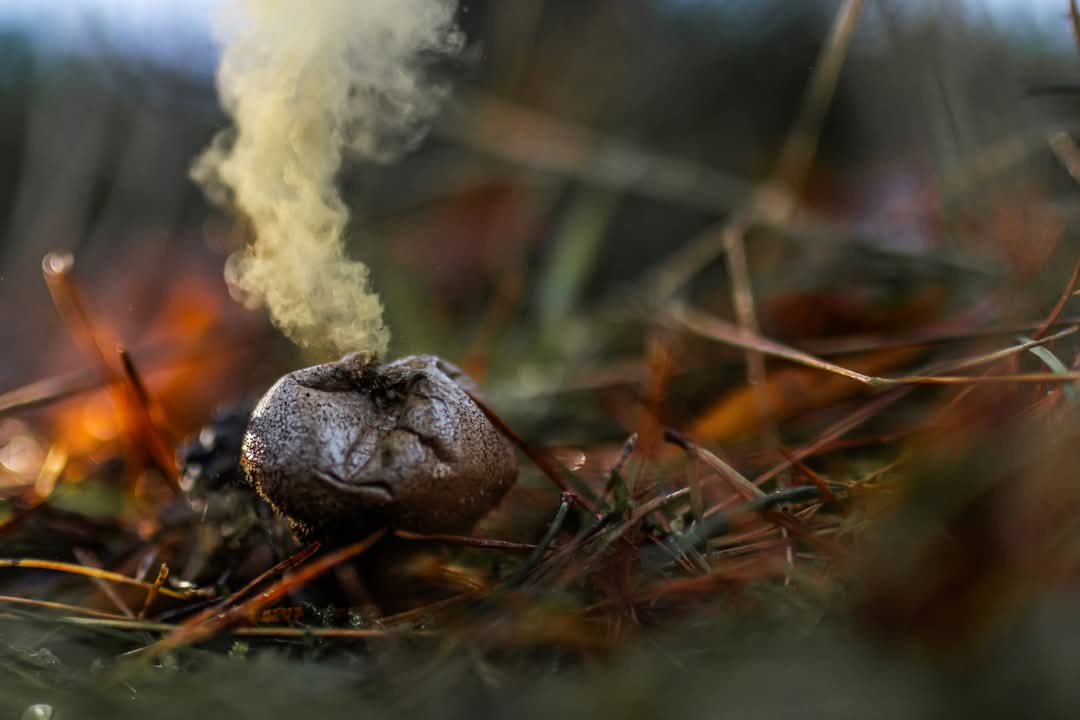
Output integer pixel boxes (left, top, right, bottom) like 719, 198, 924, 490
241, 354, 518, 541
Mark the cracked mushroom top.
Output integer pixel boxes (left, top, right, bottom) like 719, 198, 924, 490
241, 353, 518, 541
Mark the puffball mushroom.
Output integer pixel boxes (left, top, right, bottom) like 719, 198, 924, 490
241, 354, 518, 542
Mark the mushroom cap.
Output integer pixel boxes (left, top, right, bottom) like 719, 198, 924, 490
241, 354, 518, 540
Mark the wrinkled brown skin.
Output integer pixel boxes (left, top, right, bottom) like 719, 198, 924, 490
241, 353, 518, 543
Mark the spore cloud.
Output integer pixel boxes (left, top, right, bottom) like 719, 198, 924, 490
194, 0, 462, 356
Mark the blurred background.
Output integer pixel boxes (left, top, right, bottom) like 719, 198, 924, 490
5, 2, 1080, 716
2, 0, 1080, 513
0, 0, 1076, 420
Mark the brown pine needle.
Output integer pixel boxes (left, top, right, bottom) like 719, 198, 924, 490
798, 315, 1080, 356
155, 542, 321, 642
41, 252, 117, 381
603, 487, 692, 552
224, 542, 322, 608
465, 389, 600, 513
670, 302, 1080, 387
0, 558, 199, 601
144, 529, 385, 657
393, 530, 538, 553
117, 345, 180, 491
1033, 256, 1080, 340
1049, 132, 1080, 185
712, 0, 866, 474
72, 547, 136, 619
781, 451, 839, 505
0, 368, 106, 416
48, 615, 433, 639
376, 591, 478, 626
751, 388, 913, 493
1072, 0, 1080, 50
138, 563, 169, 619
670, 303, 878, 383
144, 542, 322, 649
664, 429, 764, 501
771, 0, 865, 195
0, 594, 132, 620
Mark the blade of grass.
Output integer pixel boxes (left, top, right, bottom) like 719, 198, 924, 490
1016, 335, 1079, 405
